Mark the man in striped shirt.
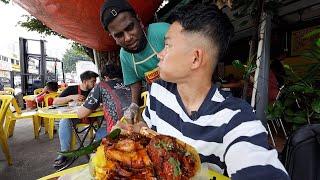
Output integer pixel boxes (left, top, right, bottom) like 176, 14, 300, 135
119, 3, 289, 179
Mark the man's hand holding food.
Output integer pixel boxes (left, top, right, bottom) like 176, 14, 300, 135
112, 118, 148, 135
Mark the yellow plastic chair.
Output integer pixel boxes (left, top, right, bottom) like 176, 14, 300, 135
57, 87, 65, 94
43, 92, 59, 138
34, 88, 43, 95
44, 93, 59, 107
137, 91, 148, 121
70, 122, 95, 150
141, 91, 148, 108
0, 95, 13, 165
42, 92, 94, 143
4, 96, 40, 139
3, 87, 15, 95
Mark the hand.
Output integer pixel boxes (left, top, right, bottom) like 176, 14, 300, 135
68, 94, 84, 102
42, 86, 48, 93
77, 95, 86, 102
111, 120, 147, 134
111, 121, 133, 135
123, 103, 139, 121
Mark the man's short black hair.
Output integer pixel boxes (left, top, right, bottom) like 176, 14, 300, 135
171, 4, 234, 61
46, 81, 58, 92
101, 64, 123, 79
80, 71, 99, 82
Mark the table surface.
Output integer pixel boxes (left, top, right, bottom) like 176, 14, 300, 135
0, 91, 13, 95
23, 95, 37, 101
38, 163, 230, 180
38, 164, 88, 180
37, 105, 103, 119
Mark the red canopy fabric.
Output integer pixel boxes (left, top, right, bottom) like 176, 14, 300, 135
13, 0, 163, 51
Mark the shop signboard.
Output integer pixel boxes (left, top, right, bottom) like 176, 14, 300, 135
0, 70, 10, 78
0, 56, 12, 71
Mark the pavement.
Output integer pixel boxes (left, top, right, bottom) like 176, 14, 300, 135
0, 120, 88, 180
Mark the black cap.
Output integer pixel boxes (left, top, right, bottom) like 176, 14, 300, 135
100, 0, 135, 31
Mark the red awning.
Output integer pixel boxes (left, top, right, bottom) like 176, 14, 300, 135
13, 0, 163, 51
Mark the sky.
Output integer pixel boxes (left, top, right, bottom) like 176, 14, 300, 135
0, 1, 71, 60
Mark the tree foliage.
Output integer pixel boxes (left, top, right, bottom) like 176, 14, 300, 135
267, 38, 320, 130
62, 46, 92, 73
71, 42, 94, 59
0, 0, 10, 4
17, 14, 95, 58
18, 15, 65, 38
232, 0, 281, 18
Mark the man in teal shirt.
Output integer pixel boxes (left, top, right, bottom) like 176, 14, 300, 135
100, 0, 169, 121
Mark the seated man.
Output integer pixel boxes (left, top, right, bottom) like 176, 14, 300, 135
77, 64, 131, 135
53, 71, 99, 167
35, 81, 59, 106
119, 4, 289, 179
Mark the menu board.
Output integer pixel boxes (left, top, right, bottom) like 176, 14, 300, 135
291, 26, 320, 56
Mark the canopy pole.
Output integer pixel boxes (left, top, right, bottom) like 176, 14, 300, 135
93, 49, 100, 75
251, 12, 272, 127
40, 40, 47, 87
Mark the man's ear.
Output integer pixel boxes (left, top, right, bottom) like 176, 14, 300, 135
140, 21, 145, 29
136, 15, 145, 29
191, 49, 204, 69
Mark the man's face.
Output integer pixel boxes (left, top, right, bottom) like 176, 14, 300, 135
83, 77, 97, 90
157, 22, 194, 83
107, 12, 147, 53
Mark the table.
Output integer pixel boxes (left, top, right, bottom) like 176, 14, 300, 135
37, 105, 103, 119
23, 95, 37, 101
37, 105, 103, 139
38, 164, 88, 180
38, 163, 230, 180
23, 95, 37, 109
37, 105, 104, 170
0, 91, 10, 95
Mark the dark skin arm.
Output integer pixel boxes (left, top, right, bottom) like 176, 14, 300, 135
130, 81, 142, 105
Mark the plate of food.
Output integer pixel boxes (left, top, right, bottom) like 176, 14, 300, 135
58, 128, 229, 180
88, 127, 200, 179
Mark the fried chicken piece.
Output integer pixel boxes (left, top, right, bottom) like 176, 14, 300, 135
105, 136, 152, 169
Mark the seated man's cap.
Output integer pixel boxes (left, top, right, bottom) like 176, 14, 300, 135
100, 0, 135, 31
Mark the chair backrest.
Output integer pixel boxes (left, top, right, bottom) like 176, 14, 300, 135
3, 87, 15, 95
282, 124, 320, 180
141, 91, 148, 108
34, 88, 43, 95
44, 92, 59, 107
4, 97, 23, 117
0, 95, 14, 125
11, 97, 22, 114
57, 87, 65, 94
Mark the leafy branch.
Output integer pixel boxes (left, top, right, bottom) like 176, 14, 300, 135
18, 15, 65, 38
0, 0, 10, 4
